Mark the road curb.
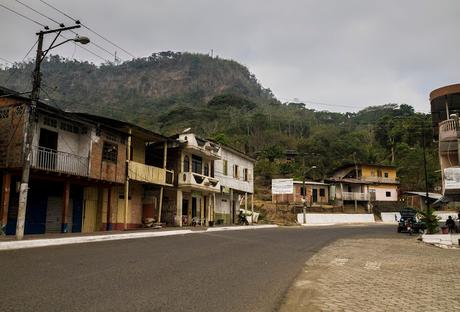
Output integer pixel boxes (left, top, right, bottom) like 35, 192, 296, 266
0, 225, 278, 251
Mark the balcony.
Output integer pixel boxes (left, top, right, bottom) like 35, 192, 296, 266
342, 192, 370, 201
439, 119, 459, 141
128, 161, 174, 186
31, 146, 89, 176
178, 171, 220, 192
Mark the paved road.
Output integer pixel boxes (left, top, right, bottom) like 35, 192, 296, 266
0, 225, 395, 312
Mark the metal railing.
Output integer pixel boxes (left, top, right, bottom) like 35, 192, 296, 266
439, 119, 459, 141
31, 146, 89, 176
342, 192, 370, 201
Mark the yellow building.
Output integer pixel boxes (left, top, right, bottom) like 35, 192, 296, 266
327, 164, 400, 210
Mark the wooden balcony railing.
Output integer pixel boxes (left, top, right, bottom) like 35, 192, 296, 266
31, 146, 89, 176
364, 176, 398, 184
128, 161, 174, 186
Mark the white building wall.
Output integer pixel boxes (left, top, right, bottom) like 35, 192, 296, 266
369, 186, 398, 201
33, 114, 92, 158
215, 147, 254, 194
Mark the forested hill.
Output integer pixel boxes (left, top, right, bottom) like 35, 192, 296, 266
0, 52, 439, 191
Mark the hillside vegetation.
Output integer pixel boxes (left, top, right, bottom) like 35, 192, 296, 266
0, 52, 439, 192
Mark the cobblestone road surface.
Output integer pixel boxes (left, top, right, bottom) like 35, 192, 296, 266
281, 238, 460, 312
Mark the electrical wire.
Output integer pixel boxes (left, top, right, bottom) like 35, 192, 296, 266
15, 0, 60, 25
0, 3, 47, 28
39, 0, 135, 58
14, 0, 118, 61
3, 39, 38, 86
0, 57, 14, 65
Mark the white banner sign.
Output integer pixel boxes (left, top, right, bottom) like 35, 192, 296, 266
272, 179, 294, 194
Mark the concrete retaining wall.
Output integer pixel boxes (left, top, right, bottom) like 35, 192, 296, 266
434, 211, 458, 221
381, 212, 401, 223
297, 213, 375, 224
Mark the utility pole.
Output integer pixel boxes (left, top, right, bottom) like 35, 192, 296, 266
15, 25, 88, 240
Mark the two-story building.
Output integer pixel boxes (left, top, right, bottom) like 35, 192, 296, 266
0, 87, 127, 235
430, 83, 460, 201
214, 143, 255, 224
0, 87, 173, 236
326, 163, 399, 211
165, 133, 221, 227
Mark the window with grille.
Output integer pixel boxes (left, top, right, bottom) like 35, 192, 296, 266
386, 191, 391, 197
102, 142, 118, 162
60, 121, 79, 133
43, 116, 57, 128
0, 108, 9, 119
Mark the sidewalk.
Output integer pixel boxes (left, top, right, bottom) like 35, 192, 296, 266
281, 237, 460, 312
0, 224, 277, 251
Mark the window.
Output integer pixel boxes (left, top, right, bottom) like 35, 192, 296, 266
233, 165, 239, 178
223, 160, 228, 175
192, 155, 202, 174
102, 142, 118, 162
386, 191, 391, 197
243, 168, 249, 181
384, 172, 389, 178
319, 188, 325, 197
300, 186, 306, 196
183, 155, 190, 172
0, 108, 9, 119
60, 121, 79, 134
204, 163, 209, 176
43, 116, 57, 128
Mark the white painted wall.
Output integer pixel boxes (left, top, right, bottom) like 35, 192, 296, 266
215, 146, 254, 193
215, 193, 231, 214
33, 114, 92, 158
297, 213, 375, 224
369, 187, 398, 201
381, 212, 401, 222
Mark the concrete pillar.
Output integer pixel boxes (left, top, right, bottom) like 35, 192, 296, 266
124, 129, 132, 230
61, 180, 70, 233
106, 187, 112, 230
200, 196, 204, 226
1, 173, 11, 233
157, 186, 164, 224
176, 189, 182, 227
212, 192, 216, 222
230, 188, 234, 224
251, 193, 254, 223
187, 194, 192, 225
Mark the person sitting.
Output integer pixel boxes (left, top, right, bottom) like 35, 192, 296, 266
446, 216, 456, 233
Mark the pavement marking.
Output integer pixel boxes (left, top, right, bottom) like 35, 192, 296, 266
0, 225, 278, 251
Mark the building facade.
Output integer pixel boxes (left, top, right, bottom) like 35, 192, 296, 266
214, 144, 255, 224
272, 181, 330, 207
430, 83, 460, 201
326, 164, 399, 211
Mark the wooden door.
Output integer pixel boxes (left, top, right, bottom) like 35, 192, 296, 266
83, 187, 98, 232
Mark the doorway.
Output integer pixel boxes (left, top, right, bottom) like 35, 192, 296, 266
312, 189, 318, 203
38, 128, 58, 170
192, 197, 197, 218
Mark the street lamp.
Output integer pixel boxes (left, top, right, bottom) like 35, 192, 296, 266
302, 165, 317, 224
15, 25, 90, 240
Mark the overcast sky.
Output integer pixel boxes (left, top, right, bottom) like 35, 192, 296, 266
1, 0, 460, 112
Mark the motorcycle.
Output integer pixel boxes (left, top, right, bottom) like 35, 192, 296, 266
238, 212, 249, 225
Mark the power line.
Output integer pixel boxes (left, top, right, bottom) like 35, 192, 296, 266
39, 0, 135, 58
15, 0, 61, 25
0, 3, 47, 28
0, 57, 14, 65
4, 39, 38, 85
59, 34, 110, 63
15, 0, 119, 60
